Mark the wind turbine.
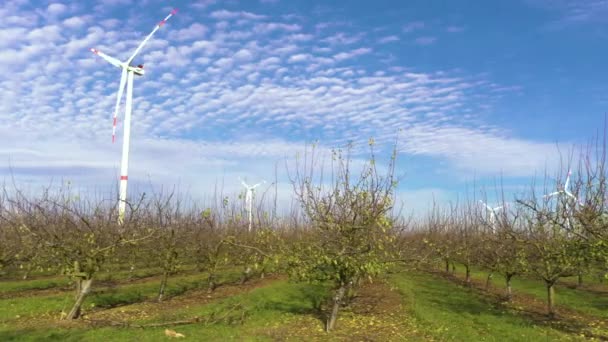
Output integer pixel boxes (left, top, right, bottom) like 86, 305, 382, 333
544, 170, 577, 202
479, 200, 503, 233
90, 9, 178, 223
544, 169, 578, 231
239, 178, 266, 232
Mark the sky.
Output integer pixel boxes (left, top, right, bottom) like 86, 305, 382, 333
1, 0, 607, 217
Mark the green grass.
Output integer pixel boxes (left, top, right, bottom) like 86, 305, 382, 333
0, 278, 329, 341
453, 266, 608, 319
388, 271, 586, 341
0, 267, 171, 294
1, 266, 605, 341
0, 271, 219, 322
0, 276, 69, 293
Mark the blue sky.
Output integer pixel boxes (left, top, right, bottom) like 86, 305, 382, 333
1, 0, 606, 216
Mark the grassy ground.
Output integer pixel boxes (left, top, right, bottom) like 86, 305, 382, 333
0, 266, 606, 341
447, 265, 608, 319
388, 270, 592, 341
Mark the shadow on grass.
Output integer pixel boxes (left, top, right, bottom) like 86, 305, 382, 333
259, 282, 329, 324
428, 270, 607, 340
0, 328, 88, 342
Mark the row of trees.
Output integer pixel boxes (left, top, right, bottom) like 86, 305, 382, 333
1, 139, 607, 330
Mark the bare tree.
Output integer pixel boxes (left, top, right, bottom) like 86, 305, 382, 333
286, 141, 399, 332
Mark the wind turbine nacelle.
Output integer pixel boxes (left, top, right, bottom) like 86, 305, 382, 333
127, 64, 145, 76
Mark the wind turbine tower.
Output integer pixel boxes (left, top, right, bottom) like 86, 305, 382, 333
240, 178, 266, 232
90, 9, 178, 223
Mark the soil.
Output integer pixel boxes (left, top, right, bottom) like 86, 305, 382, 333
259, 279, 432, 341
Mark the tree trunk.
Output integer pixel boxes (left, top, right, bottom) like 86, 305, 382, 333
505, 274, 513, 301
22, 263, 33, 280
128, 265, 135, 280
65, 278, 93, 320
577, 272, 583, 287
444, 258, 450, 273
74, 261, 82, 300
485, 272, 493, 290
158, 271, 169, 302
546, 281, 555, 318
74, 278, 82, 301
326, 284, 346, 332
464, 265, 471, 286
207, 273, 217, 293
451, 262, 456, 274
239, 266, 252, 285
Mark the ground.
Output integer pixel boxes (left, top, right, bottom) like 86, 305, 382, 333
0, 266, 606, 341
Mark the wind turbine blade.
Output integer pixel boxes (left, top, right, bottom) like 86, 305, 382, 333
112, 68, 128, 143
565, 191, 576, 200
544, 192, 560, 198
493, 206, 503, 211
241, 180, 249, 188
126, 9, 178, 65
564, 170, 571, 192
90, 48, 122, 68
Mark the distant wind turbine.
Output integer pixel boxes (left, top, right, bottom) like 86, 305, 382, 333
90, 9, 178, 223
239, 178, 266, 232
544, 170, 577, 202
479, 200, 503, 233
544, 169, 578, 230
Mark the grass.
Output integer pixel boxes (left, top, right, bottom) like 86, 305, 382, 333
450, 265, 608, 319
0, 277, 330, 341
388, 270, 587, 341
1, 266, 606, 341
0, 268, 246, 323
0, 276, 69, 293
0, 266, 175, 295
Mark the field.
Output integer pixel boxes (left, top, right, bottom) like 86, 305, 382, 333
1, 264, 606, 341
2, 143, 608, 340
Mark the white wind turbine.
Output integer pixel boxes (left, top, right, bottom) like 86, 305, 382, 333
544, 170, 576, 201
90, 9, 178, 223
544, 170, 578, 230
239, 178, 266, 232
479, 200, 503, 233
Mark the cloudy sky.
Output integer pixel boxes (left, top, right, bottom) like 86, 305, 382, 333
1, 0, 606, 216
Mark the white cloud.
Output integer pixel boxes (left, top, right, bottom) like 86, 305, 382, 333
63, 16, 88, 29
98, 0, 132, 6
525, 0, 608, 24
322, 32, 364, 45
414, 36, 437, 45
446, 26, 465, 33
403, 21, 425, 33
333, 47, 371, 61
398, 125, 561, 177
287, 53, 310, 63
47, 3, 68, 17
0, 27, 27, 48
170, 23, 208, 41
233, 48, 254, 61
210, 10, 266, 21
253, 22, 301, 34
378, 35, 399, 44
190, 0, 217, 9
0, 1, 573, 217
